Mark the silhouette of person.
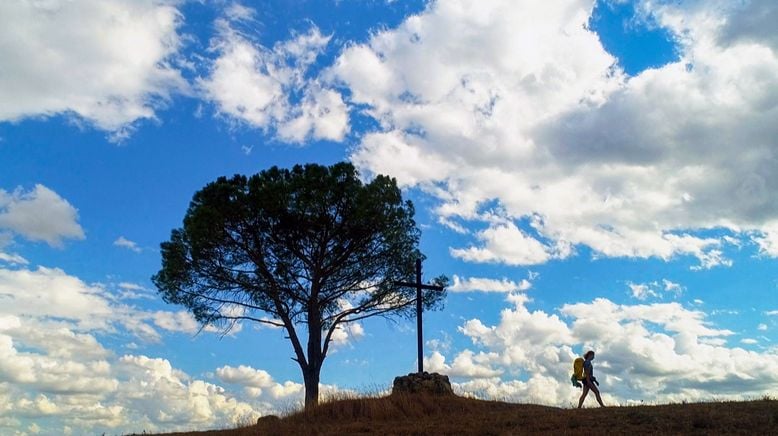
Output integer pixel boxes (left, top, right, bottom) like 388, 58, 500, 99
577, 350, 605, 408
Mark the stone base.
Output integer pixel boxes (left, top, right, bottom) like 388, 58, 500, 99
392, 372, 454, 396
257, 415, 279, 425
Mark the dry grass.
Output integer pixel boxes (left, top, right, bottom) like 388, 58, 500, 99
143, 393, 778, 435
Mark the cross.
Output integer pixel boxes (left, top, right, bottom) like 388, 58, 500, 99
394, 258, 445, 373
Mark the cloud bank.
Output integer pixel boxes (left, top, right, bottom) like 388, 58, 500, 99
0, 0, 187, 137
0, 265, 311, 433
326, 0, 778, 268
426, 292, 778, 405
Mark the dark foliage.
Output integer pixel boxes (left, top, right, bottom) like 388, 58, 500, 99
152, 162, 446, 408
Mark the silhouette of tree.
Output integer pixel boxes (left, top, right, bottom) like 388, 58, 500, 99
152, 162, 446, 408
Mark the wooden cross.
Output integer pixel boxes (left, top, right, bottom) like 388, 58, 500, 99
394, 258, 445, 373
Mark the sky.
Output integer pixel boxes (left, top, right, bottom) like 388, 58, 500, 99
1, 0, 778, 433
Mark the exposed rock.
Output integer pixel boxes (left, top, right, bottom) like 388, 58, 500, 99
392, 372, 454, 396
257, 414, 280, 425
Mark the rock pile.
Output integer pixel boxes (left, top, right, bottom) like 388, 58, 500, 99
392, 372, 454, 396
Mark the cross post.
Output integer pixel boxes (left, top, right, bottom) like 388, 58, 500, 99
394, 258, 444, 373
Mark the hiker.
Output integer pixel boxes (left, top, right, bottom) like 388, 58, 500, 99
577, 350, 605, 408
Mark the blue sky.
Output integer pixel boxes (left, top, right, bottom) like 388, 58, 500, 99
2, 0, 778, 433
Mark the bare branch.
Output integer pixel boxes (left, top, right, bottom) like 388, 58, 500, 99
219, 315, 285, 328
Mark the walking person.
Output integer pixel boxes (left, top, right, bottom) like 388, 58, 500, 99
577, 350, 605, 408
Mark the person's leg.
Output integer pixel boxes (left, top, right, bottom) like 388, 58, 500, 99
577, 383, 590, 408
590, 384, 605, 407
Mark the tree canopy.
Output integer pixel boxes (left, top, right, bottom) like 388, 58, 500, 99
152, 162, 446, 408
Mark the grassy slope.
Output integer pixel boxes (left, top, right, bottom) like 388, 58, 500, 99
152, 394, 778, 435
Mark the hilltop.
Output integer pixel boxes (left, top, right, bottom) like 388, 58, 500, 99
149, 393, 778, 435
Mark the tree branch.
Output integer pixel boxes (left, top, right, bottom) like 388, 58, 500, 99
219, 315, 285, 328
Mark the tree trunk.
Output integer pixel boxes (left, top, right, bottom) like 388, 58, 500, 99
303, 365, 321, 409
304, 302, 323, 409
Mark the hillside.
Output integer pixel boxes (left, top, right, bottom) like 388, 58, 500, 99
151, 394, 778, 435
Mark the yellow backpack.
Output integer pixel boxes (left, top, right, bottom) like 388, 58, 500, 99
573, 357, 585, 381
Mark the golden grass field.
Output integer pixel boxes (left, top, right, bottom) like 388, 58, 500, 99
146, 392, 778, 435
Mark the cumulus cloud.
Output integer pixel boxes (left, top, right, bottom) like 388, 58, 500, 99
0, 329, 117, 395
425, 350, 503, 379
429, 292, 778, 405
215, 363, 348, 403
216, 365, 304, 400
449, 275, 531, 293
0, 267, 113, 330
450, 221, 558, 266
327, 0, 778, 268
0, 0, 187, 135
0, 185, 84, 247
1, 264, 245, 344
116, 355, 260, 429
199, 8, 349, 142
0, 265, 312, 433
0, 351, 269, 433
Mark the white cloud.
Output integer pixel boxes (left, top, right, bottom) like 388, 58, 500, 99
152, 311, 199, 334
217, 365, 274, 389
0, 185, 84, 247
758, 323, 768, 331
0, 0, 187, 134
214, 363, 348, 404
0, 264, 231, 362
113, 237, 142, 253
628, 282, 658, 301
328, 0, 778, 267
216, 365, 306, 400
0, 331, 117, 395
432, 293, 778, 405
0, 252, 28, 266
755, 222, 778, 257
450, 221, 555, 266
317, 299, 366, 349
329, 322, 365, 348
351, 131, 456, 187
116, 282, 155, 300
116, 355, 260, 429
276, 86, 351, 143
449, 275, 531, 293
628, 279, 685, 301
425, 350, 503, 379
0, 267, 113, 330
0, 265, 310, 433
199, 11, 349, 142
662, 279, 684, 295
